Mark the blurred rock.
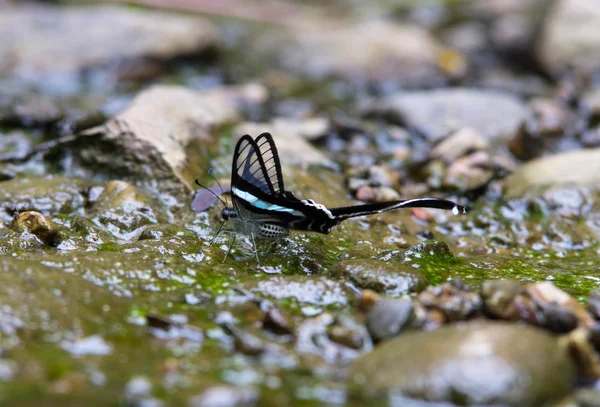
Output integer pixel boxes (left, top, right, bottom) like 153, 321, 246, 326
349, 322, 575, 406
241, 276, 352, 308
330, 259, 428, 295
444, 151, 494, 190
481, 279, 522, 319
431, 127, 489, 164
0, 175, 88, 224
365, 88, 531, 142
414, 280, 482, 330
9, 210, 62, 247
284, 19, 443, 83
537, 0, 600, 76
504, 149, 600, 198
90, 180, 169, 240
0, 3, 216, 83
365, 297, 415, 342
78, 84, 266, 199
189, 386, 258, 407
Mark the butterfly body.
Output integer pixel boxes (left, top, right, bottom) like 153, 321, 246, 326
217, 132, 465, 240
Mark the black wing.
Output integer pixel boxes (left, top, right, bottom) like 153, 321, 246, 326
329, 198, 465, 221
231, 133, 285, 197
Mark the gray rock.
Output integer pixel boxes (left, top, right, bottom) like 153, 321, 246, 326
78, 84, 267, 198
349, 322, 576, 406
504, 149, 600, 198
537, 0, 600, 76
284, 19, 442, 82
330, 259, 428, 295
0, 3, 215, 81
366, 298, 415, 342
365, 88, 531, 142
431, 128, 490, 164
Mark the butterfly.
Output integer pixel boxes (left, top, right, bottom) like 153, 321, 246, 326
200, 132, 465, 246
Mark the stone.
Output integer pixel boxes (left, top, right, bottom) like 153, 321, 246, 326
9, 210, 62, 247
504, 149, 600, 198
330, 259, 428, 295
365, 298, 415, 342
365, 88, 531, 142
431, 127, 490, 163
0, 3, 216, 81
77, 84, 267, 198
536, 0, 600, 76
349, 322, 576, 406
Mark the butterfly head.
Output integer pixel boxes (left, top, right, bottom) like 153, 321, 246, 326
221, 207, 237, 221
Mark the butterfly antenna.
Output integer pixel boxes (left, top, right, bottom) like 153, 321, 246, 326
194, 179, 227, 208
208, 168, 230, 208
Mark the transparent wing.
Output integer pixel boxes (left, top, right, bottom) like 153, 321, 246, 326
232, 133, 284, 195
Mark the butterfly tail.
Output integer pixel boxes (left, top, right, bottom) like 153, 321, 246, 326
329, 198, 465, 221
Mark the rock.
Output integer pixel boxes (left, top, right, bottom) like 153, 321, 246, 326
414, 280, 482, 330
481, 279, 522, 319
9, 210, 62, 247
431, 127, 490, 164
365, 88, 531, 142
537, 0, 600, 76
188, 385, 258, 407
78, 84, 267, 198
233, 119, 334, 168
0, 175, 89, 224
327, 316, 371, 350
330, 260, 428, 295
90, 180, 169, 240
365, 298, 415, 342
241, 276, 352, 307
504, 149, 600, 198
444, 151, 495, 190
348, 322, 576, 406
283, 19, 443, 83
0, 3, 216, 82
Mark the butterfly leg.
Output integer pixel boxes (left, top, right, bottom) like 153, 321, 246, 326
250, 232, 260, 264
223, 233, 236, 263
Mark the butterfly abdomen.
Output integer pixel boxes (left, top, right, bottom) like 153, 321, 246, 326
259, 223, 290, 239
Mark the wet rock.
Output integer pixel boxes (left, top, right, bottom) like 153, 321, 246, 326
241, 276, 352, 308
365, 297, 415, 342
61, 335, 113, 356
0, 175, 89, 224
188, 385, 258, 407
327, 316, 371, 350
78, 84, 266, 198
233, 119, 333, 168
573, 388, 600, 407
564, 328, 600, 381
537, 0, 600, 76
296, 312, 367, 364
138, 224, 183, 241
9, 210, 62, 247
414, 280, 482, 330
146, 314, 203, 343
0, 3, 216, 82
330, 259, 428, 295
90, 180, 168, 240
431, 127, 490, 164
221, 324, 265, 356
365, 88, 531, 142
443, 151, 495, 190
284, 19, 443, 83
349, 322, 576, 406
403, 240, 455, 261
263, 307, 295, 336
504, 149, 600, 198
514, 282, 594, 332
481, 279, 522, 319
